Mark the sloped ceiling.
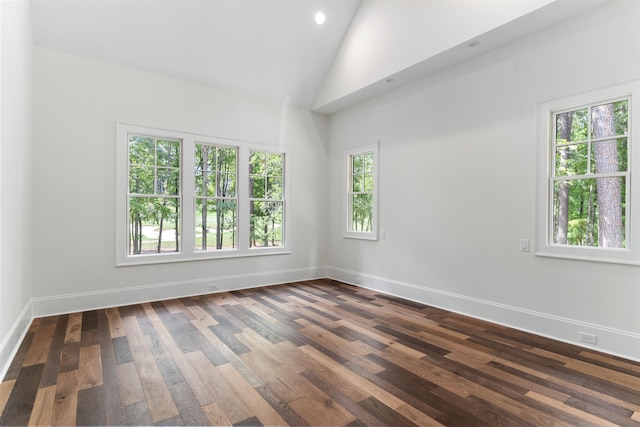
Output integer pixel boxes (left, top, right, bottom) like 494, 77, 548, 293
30, 0, 608, 114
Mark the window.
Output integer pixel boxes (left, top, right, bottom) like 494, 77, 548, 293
117, 123, 289, 265
536, 80, 640, 264
128, 135, 181, 255
249, 151, 285, 248
195, 144, 237, 251
344, 143, 378, 240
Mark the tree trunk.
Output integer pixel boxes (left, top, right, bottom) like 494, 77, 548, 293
587, 182, 595, 246
157, 216, 164, 253
264, 222, 269, 247
555, 112, 572, 244
216, 202, 223, 249
131, 213, 142, 254
174, 201, 179, 252
592, 103, 622, 248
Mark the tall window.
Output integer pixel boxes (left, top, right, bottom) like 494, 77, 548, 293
344, 144, 378, 240
128, 135, 181, 255
117, 123, 289, 265
249, 151, 285, 248
552, 100, 628, 248
536, 81, 640, 264
195, 144, 237, 251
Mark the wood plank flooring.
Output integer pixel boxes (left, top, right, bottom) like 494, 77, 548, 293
1, 279, 639, 426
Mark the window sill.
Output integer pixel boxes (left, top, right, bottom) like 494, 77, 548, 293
343, 232, 378, 241
116, 248, 291, 267
534, 247, 640, 266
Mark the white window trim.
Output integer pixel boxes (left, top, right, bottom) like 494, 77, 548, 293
535, 80, 640, 265
116, 122, 290, 266
343, 142, 379, 240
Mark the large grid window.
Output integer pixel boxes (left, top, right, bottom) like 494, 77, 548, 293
535, 80, 640, 264
195, 144, 237, 251
249, 151, 285, 248
344, 144, 378, 240
117, 123, 289, 265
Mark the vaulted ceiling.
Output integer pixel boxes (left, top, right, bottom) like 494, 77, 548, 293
30, 0, 608, 114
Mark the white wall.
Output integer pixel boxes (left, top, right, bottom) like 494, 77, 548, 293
0, 0, 34, 377
31, 47, 329, 315
327, 0, 640, 360
314, 0, 556, 109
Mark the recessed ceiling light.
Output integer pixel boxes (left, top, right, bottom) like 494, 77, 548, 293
315, 12, 326, 25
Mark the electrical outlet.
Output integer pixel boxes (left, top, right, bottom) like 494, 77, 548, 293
209, 283, 219, 291
579, 332, 597, 345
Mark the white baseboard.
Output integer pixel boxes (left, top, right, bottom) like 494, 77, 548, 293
4, 263, 638, 379
327, 266, 640, 362
0, 301, 33, 382
31, 266, 328, 318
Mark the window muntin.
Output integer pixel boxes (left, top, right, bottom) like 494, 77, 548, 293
551, 99, 629, 248
128, 135, 181, 255
249, 151, 285, 248
344, 143, 378, 240
117, 123, 289, 265
195, 144, 237, 251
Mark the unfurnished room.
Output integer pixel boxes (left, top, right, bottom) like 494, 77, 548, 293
1, 0, 639, 425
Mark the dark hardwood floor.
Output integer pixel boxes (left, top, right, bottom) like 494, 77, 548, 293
1, 279, 639, 426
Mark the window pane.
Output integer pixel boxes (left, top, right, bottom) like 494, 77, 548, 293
363, 173, 374, 192
250, 176, 266, 198
555, 143, 588, 177
266, 177, 282, 199
218, 147, 237, 172
267, 153, 283, 176
352, 155, 364, 174
157, 139, 180, 167
195, 144, 215, 172
351, 193, 373, 232
195, 171, 216, 196
129, 136, 155, 165
195, 199, 237, 251
219, 172, 236, 197
129, 166, 154, 194
553, 177, 625, 248
128, 196, 180, 254
364, 152, 374, 172
591, 102, 628, 139
352, 174, 362, 192
157, 168, 180, 195
249, 151, 266, 174
591, 138, 627, 174
556, 108, 588, 143
613, 100, 629, 135
250, 201, 283, 248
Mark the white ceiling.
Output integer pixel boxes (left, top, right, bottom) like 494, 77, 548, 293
30, 0, 361, 109
30, 0, 607, 114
